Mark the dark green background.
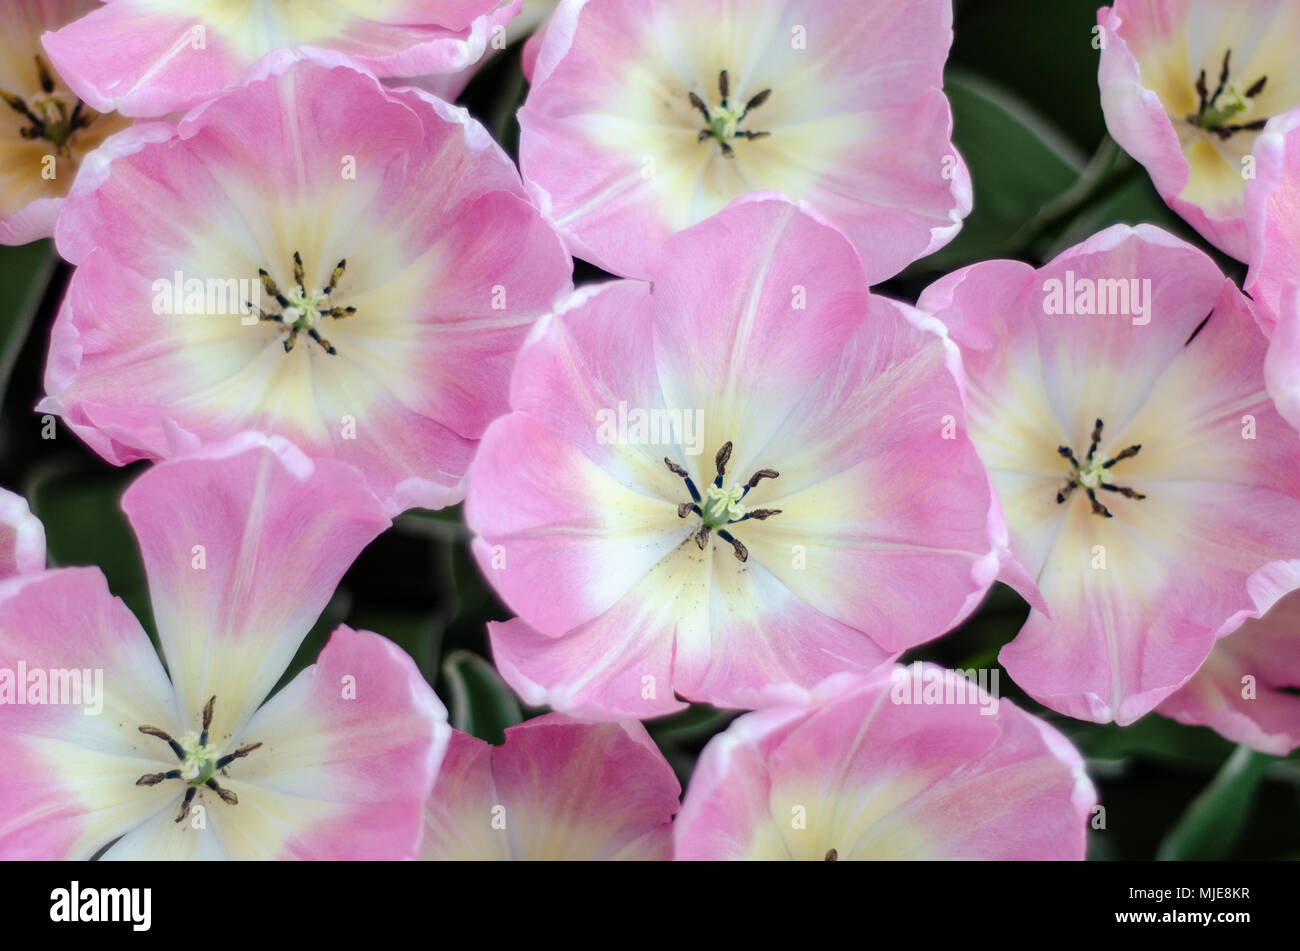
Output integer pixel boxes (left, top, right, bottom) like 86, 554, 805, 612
1, 0, 1295, 859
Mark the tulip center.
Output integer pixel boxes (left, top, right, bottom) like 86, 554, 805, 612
134, 696, 263, 823
1055, 418, 1145, 519
0, 55, 96, 155
688, 70, 772, 158
248, 251, 354, 354
1187, 49, 1268, 139
665, 440, 782, 562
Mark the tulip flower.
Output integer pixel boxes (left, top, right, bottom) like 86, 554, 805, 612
673, 666, 1096, 860
0, 0, 130, 244
0, 434, 449, 859
467, 195, 997, 719
1097, 0, 1300, 259
40, 54, 572, 515
918, 224, 1300, 724
517, 0, 970, 281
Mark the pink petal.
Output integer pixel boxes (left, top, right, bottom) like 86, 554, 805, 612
422, 713, 678, 859
121, 433, 390, 742
519, 0, 969, 280
921, 224, 1300, 724
44, 56, 570, 514
213, 625, 450, 860
0, 487, 44, 578
42, 0, 512, 117
0, 568, 180, 859
674, 664, 1095, 860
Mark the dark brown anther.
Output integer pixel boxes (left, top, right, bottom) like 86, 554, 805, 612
201, 696, 216, 732
743, 508, 782, 520
714, 441, 733, 480
1086, 419, 1103, 459
175, 786, 196, 823
1102, 485, 1146, 500
1245, 75, 1267, 98
207, 779, 238, 806
677, 502, 696, 519
736, 130, 771, 141
825, 848, 838, 862
326, 306, 355, 319
292, 251, 305, 291
35, 55, 55, 94
1086, 489, 1112, 518
1102, 445, 1141, 467
664, 458, 689, 478
718, 70, 729, 105
745, 468, 779, 488
1056, 482, 1075, 504
136, 773, 166, 786
689, 91, 711, 121
258, 269, 290, 307
307, 328, 336, 355
694, 527, 711, 550
323, 259, 346, 295
719, 531, 748, 562
742, 89, 771, 116
284, 326, 300, 353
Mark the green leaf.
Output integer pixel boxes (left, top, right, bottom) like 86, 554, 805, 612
0, 240, 57, 405
1070, 713, 1236, 766
24, 454, 153, 634
441, 649, 522, 744
905, 68, 1086, 276
1156, 745, 1277, 860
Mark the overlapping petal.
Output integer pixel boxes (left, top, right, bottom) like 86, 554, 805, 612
42, 0, 518, 117
421, 713, 678, 859
518, 0, 969, 280
0, 0, 131, 244
0, 487, 44, 578
673, 665, 1096, 860
41, 55, 572, 514
1097, 0, 1300, 259
469, 196, 995, 716
919, 224, 1300, 723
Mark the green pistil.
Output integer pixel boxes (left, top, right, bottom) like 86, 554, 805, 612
1190, 49, 1268, 140
1055, 418, 1145, 519
689, 70, 772, 158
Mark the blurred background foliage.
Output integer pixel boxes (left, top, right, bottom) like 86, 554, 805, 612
1, 0, 1296, 859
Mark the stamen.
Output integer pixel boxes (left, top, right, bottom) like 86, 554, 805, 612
739, 89, 771, 122
307, 328, 336, 355
1101, 445, 1141, 467
714, 441, 733, 486
138, 725, 184, 760
1055, 419, 1145, 517
678, 501, 701, 519
216, 742, 262, 770
744, 468, 779, 490
1245, 75, 1267, 98
718, 70, 729, 108
716, 528, 747, 562
694, 526, 711, 550
200, 695, 215, 745
323, 259, 346, 296
1086, 419, 1103, 461
206, 779, 238, 806
688, 91, 711, 122
292, 251, 306, 292
175, 786, 196, 823
35, 55, 54, 94
825, 848, 839, 862
1086, 488, 1112, 518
